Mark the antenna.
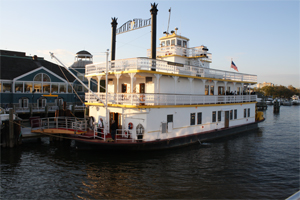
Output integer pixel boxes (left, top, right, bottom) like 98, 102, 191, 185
167, 7, 171, 34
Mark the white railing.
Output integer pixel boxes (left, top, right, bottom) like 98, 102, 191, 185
85, 57, 257, 82
30, 117, 87, 132
86, 93, 257, 105
151, 46, 212, 61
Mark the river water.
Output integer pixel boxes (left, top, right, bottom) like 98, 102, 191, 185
1, 105, 299, 199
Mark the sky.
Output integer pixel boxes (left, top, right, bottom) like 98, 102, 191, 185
1, 0, 299, 88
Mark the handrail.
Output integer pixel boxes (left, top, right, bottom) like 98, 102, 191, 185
86, 93, 257, 106
86, 57, 257, 82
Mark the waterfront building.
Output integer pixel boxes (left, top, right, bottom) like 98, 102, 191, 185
0, 49, 93, 114
256, 82, 274, 88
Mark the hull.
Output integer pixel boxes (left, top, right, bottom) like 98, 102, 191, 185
74, 121, 261, 151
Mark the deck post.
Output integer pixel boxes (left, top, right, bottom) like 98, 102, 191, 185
47, 118, 49, 129
9, 109, 15, 148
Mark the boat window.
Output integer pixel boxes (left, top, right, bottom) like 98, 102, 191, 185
218, 111, 222, 122
167, 114, 173, 123
177, 40, 182, 46
183, 41, 187, 48
205, 85, 209, 95
248, 108, 250, 117
230, 110, 233, 120
210, 85, 214, 95
166, 40, 170, 46
171, 39, 175, 46
234, 109, 237, 119
146, 77, 152, 83
190, 113, 195, 125
161, 41, 165, 47
212, 111, 216, 122
244, 109, 247, 118
197, 112, 202, 124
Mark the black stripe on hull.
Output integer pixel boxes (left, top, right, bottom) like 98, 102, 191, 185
75, 122, 259, 151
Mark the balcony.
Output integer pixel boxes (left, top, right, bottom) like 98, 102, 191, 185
86, 57, 257, 83
85, 93, 257, 106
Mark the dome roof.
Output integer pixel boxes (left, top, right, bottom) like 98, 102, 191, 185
76, 50, 92, 55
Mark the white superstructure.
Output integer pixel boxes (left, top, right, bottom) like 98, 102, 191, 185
85, 30, 257, 142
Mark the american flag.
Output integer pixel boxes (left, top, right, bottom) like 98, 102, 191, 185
231, 61, 238, 72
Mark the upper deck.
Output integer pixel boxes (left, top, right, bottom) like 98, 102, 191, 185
85, 57, 257, 83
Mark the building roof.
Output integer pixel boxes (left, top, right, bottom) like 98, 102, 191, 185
0, 50, 76, 82
76, 50, 92, 55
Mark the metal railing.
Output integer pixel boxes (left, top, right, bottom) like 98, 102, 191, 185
30, 117, 87, 132
86, 93, 257, 105
86, 57, 257, 82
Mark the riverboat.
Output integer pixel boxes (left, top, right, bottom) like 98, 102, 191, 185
45, 4, 264, 150
61, 32, 263, 150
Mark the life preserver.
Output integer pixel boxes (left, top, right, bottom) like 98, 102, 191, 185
140, 95, 145, 101
128, 122, 133, 129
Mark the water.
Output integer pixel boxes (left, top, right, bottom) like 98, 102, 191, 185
1, 106, 299, 199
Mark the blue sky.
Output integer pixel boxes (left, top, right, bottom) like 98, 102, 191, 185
1, 0, 299, 88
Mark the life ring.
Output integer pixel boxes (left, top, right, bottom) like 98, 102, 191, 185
140, 95, 145, 101
128, 122, 133, 129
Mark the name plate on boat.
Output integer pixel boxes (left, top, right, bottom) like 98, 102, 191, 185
116, 18, 151, 35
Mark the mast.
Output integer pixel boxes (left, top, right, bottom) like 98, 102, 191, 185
49, 52, 106, 106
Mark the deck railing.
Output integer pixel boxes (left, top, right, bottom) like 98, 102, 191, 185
86, 57, 257, 82
86, 93, 257, 105
30, 117, 88, 132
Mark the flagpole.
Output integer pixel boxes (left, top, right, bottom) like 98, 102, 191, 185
231, 58, 232, 70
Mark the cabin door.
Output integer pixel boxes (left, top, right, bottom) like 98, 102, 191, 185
225, 111, 229, 128
109, 112, 121, 130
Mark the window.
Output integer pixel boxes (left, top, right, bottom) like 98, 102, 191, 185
166, 40, 170, 46
34, 74, 42, 81
19, 98, 29, 108
55, 98, 63, 106
43, 74, 50, 82
218, 111, 222, 122
244, 109, 247, 118
3, 82, 12, 92
43, 83, 50, 93
218, 86, 224, 95
167, 114, 173, 123
38, 98, 46, 108
177, 40, 182, 46
51, 83, 58, 93
171, 39, 175, 46
25, 82, 33, 93
183, 41, 187, 48
68, 85, 72, 93
234, 109, 237, 119
15, 82, 23, 93
205, 85, 209, 95
210, 85, 214, 95
248, 108, 250, 117
197, 112, 202, 124
161, 41, 165, 47
212, 111, 216, 122
146, 77, 152, 83
59, 84, 66, 93
230, 110, 233, 120
190, 113, 195, 125
34, 83, 41, 93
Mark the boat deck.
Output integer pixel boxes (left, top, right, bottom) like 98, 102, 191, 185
31, 128, 137, 144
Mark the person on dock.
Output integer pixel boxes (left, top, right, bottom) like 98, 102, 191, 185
110, 120, 117, 141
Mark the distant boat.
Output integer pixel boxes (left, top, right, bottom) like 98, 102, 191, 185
282, 100, 292, 106
291, 95, 300, 105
